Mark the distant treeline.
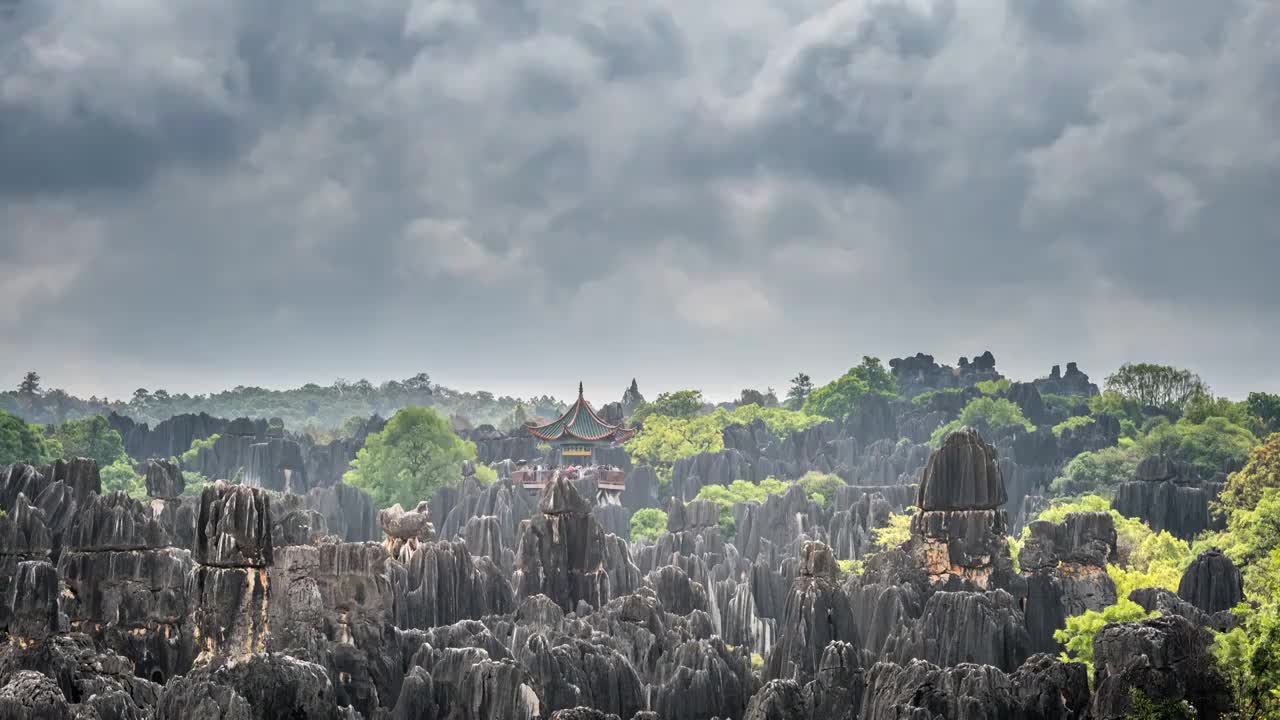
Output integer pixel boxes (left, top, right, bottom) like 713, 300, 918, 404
1, 370, 565, 433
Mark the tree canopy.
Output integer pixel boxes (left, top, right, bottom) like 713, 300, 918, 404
803, 356, 897, 420
0, 410, 61, 466
929, 397, 1034, 445
343, 406, 477, 508
1104, 363, 1210, 411
53, 415, 127, 467
1218, 432, 1280, 515
786, 373, 814, 410
629, 509, 667, 543
624, 404, 824, 476
631, 389, 707, 422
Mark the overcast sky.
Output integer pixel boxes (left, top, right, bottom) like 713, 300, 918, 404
2, 0, 1277, 403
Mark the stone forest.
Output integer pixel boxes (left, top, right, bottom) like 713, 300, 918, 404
1, 354, 1280, 720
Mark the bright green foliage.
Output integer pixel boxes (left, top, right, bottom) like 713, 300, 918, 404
1053, 415, 1095, 437
624, 405, 824, 475
183, 472, 211, 497
837, 559, 864, 576
1043, 392, 1087, 417
632, 390, 706, 422
0, 410, 61, 465
179, 434, 220, 467
1247, 392, 1280, 435
798, 472, 844, 509
1028, 496, 1188, 570
750, 653, 765, 672
624, 414, 724, 475
1049, 444, 1142, 497
474, 464, 498, 485
100, 458, 147, 499
695, 478, 793, 538
804, 357, 898, 420
911, 388, 965, 408
1219, 433, 1280, 515
873, 509, 915, 550
1208, 488, 1280, 573
975, 379, 1010, 395
1213, 593, 1280, 719
1183, 393, 1255, 429
1087, 391, 1146, 428
722, 404, 826, 435
1139, 417, 1258, 480
930, 397, 1034, 445
1125, 688, 1196, 720
1055, 599, 1156, 677
1104, 363, 1210, 412
630, 508, 668, 543
53, 415, 126, 467
344, 407, 477, 509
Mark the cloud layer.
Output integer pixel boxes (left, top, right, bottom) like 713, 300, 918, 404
2, 0, 1277, 400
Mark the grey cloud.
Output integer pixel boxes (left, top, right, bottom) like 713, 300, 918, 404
1, 0, 1277, 400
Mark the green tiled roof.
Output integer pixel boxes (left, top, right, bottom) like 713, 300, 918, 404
528, 383, 631, 442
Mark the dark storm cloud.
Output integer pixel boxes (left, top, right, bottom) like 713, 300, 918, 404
1, 0, 1277, 400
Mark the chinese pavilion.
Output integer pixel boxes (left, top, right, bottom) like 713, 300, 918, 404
514, 383, 632, 504
526, 382, 635, 463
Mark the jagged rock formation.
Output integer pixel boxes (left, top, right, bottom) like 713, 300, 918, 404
764, 542, 861, 685
1178, 548, 1244, 615
883, 589, 1031, 672
1112, 456, 1224, 540
889, 351, 1002, 398
1020, 511, 1118, 653
909, 429, 1019, 591
1091, 614, 1232, 720
513, 475, 613, 613
145, 458, 186, 499
862, 654, 1090, 720
1032, 362, 1099, 398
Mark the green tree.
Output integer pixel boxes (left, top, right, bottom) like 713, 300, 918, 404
1124, 688, 1196, 720
53, 415, 126, 467
1213, 553, 1280, 720
873, 509, 914, 550
1247, 392, 1280, 435
786, 373, 814, 410
343, 406, 477, 508
1104, 363, 1209, 411
695, 478, 793, 538
633, 390, 706, 422
100, 458, 146, 499
1087, 391, 1146, 428
630, 508, 668, 543
737, 388, 778, 408
975, 379, 1010, 395
1052, 415, 1096, 437
798, 471, 844, 509
179, 434, 220, 468
0, 410, 60, 465
1219, 432, 1280, 514
624, 414, 725, 476
1055, 599, 1156, 678
930, 397, 1034, 445
17, 371, 41, 398
1049, 444, 1142, 497
804, 357, 898, 420
1138, 416, 1258, 480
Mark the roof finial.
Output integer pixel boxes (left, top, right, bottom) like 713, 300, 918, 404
578, 381, 584, 399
